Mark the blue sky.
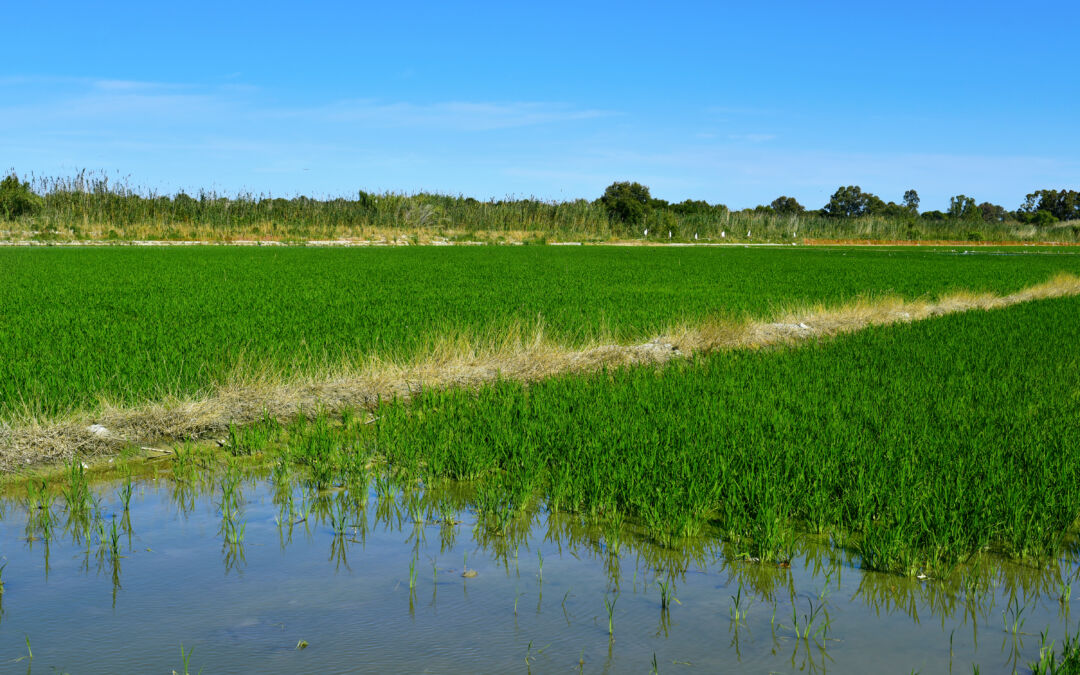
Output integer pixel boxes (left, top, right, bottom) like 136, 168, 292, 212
2, 1, 1077, 210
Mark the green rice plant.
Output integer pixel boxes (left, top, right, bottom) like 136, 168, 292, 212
729, 581, 749, 626
63, 460, 91, 516
1002, 593, 1034, 637
1031, 627, 1080, 674
117, 470, 135, 512
788, 596, 830, 642
328, 495, 350, 534
108, 516, 121, 561
370, 295, 1080, 575
603, 591, 619, 639
14, 634, 31, 663
172, 442, 198, 483
173, 643, 201, 675
5, 246, 1080, 422
658, 577, 678, 610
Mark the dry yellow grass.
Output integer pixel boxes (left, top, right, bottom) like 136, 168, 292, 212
3, 273, 1079, 472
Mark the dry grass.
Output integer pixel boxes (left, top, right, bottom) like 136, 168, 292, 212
3, 273, 1079, 472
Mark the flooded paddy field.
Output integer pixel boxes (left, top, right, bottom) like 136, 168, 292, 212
0, 466, 1077, 674
3, 249, 1080, 672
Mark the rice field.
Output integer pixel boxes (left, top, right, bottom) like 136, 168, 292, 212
3, 245, 1080, 419
2, 245, 1080, 672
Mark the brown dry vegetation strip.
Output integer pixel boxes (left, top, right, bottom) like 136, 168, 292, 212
3, 273, 1079, 473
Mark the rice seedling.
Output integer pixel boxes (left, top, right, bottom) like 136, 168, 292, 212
657, 577, 678, 610
108, 516, 121, 561
14, 634, 32, 663
603, 591, 619, 639
173, 643, 200, 675
1031, 627, 1080, 674
788, 596, 830, 642
729, 582, 749, 626
63, 459, 91, 516
117, 470, 135, 512
1002, 593, 1034, 637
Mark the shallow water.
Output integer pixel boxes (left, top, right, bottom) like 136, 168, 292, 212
0, 473, 1077, 674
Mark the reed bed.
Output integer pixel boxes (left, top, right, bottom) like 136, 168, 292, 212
5, 172, 1079, 244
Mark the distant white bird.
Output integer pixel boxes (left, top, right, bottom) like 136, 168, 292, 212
668, 230, 672, 239
747, 230, 751, 237
694, 233, 698, 240
644, 228, 649, 237
721, 231, 726, 238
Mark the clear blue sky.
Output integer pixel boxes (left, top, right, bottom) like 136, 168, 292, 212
2, 1, 1077, 211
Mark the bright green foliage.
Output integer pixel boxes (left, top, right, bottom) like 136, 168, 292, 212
373, 296, 1080, 574
0, 173, 42, 220
3, 246, 1080, 418
822, 186, 886, 218
769, 196, 805, 215
1020, 189, 1080, 223
948, 195, 981, 221
599, 181, 652, 226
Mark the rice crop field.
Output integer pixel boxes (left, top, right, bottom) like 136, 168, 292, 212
2, 245, 1080, 672
3, 245, 1080, 420
372, 295, 1080, 575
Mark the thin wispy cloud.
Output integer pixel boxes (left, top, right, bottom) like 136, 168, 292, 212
727, 133, 777, 143
270, 99, 615, 131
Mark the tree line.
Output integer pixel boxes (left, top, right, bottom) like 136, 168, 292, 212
1, 171, 1077, 242
599, 181, 1080, 227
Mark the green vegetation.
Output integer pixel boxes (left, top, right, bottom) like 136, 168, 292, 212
1033, 628, 1080, 674
4, 246, 1080, 419
1, 171, 1077, 242
367, 295, 1080, 574
28, 293, 1070, 577
0, 173, 42, 220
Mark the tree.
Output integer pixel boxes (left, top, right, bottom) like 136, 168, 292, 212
0, 172, 42, 220
822, 186, 886, 218
903, 189, 920, 214
1031, 210, 1059, 227
770, 196, 805, 216
948, 195, 980, 221
977, 202, 1006, 223
600, 181, 652, 225
1018, 189, 1080, 223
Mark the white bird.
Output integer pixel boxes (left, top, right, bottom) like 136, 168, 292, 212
644, 228, 649, 237
721, 231, 726, 238
694, 233, 698, 240
668, 230, 672, 239
747, 230, 751, 237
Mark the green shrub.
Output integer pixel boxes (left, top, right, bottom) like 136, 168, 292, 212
599, 181, 652, 227
0, 173, 42, 220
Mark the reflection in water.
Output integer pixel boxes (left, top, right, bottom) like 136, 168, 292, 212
1, 462, 1078, 674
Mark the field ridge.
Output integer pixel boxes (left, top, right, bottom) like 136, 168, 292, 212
3, 272, 1078, 472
